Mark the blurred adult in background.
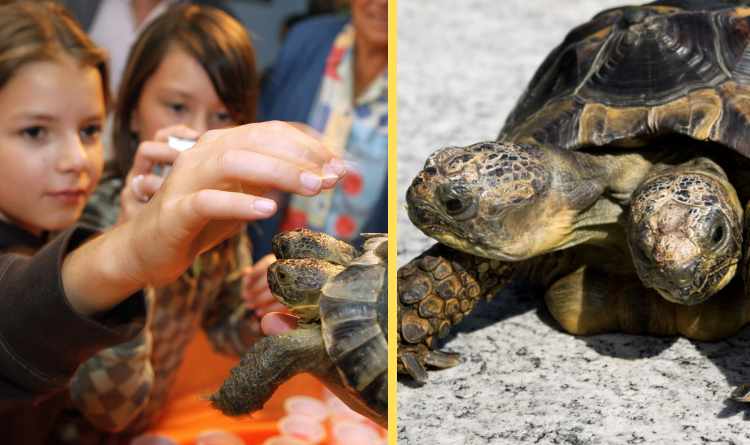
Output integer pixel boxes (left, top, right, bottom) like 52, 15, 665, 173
249, 0, 388, 263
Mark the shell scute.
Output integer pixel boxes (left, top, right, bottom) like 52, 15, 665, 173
319, 233, 387, 424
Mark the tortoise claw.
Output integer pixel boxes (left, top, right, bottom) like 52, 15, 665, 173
398, 345, 462, 382
400, 352, 429, 382
731, 379, 750, 402
424, 350, 462, 369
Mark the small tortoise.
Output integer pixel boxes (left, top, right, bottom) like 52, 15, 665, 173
398, 0, 750, 401
206, 229, 388, 427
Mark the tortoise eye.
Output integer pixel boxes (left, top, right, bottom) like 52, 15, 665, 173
437, 183, 477, 221
443, 196, 478, 221
711, 225, 723, 245
274, 265, 295, 285
445, 198, 465, 213
706, 213, 731, 253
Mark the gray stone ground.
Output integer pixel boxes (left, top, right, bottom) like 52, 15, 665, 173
396, 1, 750, 443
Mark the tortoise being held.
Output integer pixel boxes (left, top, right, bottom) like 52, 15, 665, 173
205, 229, 388, 427
398, 0, 750, 403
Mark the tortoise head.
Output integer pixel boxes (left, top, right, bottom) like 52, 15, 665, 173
267, 259, 346, 321
406, 141, 577, 261
272, 228, 358, 266
627, 159, 743, 305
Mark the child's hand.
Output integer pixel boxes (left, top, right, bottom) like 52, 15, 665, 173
128, 120, 344, 289
62, 121, 344, 316
117, 125, 202, 226
241, 254, 287, 317
260, 312, 386, 428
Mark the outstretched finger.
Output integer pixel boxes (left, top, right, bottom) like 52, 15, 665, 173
131, 173, 164, 198
253, 121, 346, 177
190, 123, 344, 181
172, 189, 278, 237
218, 124, 339, 186
186, 149, 337, 198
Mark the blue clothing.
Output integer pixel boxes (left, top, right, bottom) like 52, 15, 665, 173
259, 14, 351, 124
250, 13, 388, 261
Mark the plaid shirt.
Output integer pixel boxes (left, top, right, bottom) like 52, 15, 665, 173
54, 170, 262, 444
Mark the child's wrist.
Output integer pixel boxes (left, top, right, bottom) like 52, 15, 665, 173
61, 224, 147, 317
106, 221, 150, 294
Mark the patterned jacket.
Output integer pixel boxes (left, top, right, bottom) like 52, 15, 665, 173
53, 170, 262, 444
0, 222, 147, 445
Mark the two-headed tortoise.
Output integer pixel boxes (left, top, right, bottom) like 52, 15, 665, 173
206, 229, 388, 427
398, 0, 750, 401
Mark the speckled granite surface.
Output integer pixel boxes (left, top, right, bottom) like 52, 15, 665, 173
396, 1, 750, 443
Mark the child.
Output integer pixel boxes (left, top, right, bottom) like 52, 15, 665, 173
56, 6, 338, 443
0, 8, 130, 441
0, 3, 343, 443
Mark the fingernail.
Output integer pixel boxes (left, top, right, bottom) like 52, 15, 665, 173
300, 172, 322, 192
322, 163, 337, 177
254, 198, 276, 216
321, 164, 337, 188
330, 158, 346, 177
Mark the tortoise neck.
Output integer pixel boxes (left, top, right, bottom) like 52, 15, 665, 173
565, 148, 657, 206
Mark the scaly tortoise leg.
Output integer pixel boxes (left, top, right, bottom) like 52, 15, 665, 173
203, 327, 339, 416
397, 243, 514, 381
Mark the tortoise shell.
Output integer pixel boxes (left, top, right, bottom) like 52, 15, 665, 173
320, 233, 388, 424
499, 0, 750, 156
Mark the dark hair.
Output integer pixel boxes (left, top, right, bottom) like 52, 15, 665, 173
0, 2, 110, 106
112, 4, 258, 176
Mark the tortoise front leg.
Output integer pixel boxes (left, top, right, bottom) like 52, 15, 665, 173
204, 326, 339, 416
397, 243, 515, 381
